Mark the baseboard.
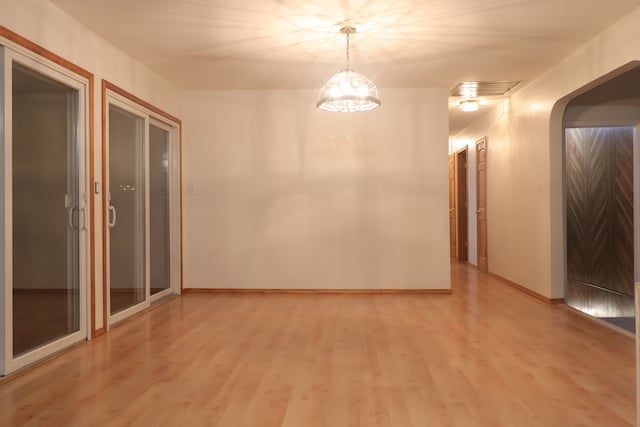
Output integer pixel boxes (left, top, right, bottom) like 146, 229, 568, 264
182, 288, 452, 295
92, 327, 106, 338
488, 272, 563, 304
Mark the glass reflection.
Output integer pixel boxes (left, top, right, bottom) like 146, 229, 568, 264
149, 124, 171, 295
109, 105, 146, 315
12, 63, 80, 356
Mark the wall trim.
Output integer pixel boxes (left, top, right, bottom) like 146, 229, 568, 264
0, 25, 93, 80
488, 272, 563, 304
182, 288, 453, 295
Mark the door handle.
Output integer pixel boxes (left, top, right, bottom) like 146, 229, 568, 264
108, 205, 117, 228
80, 207, 88, 231
68, 206, 78, 230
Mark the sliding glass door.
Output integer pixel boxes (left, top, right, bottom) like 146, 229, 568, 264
12, 63, 81, 356
107, 104, 148, 322
1, 48, 89, 374
149, 123, 171, 297
105, 93, 179, 327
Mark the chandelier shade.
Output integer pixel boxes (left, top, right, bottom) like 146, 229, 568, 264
316, 69, 381, 112
317, 26, 380, 112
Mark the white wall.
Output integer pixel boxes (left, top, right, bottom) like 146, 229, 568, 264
182, 88, 451, 290
0, 0, 182, 329
564, 103, 640, 125
450, 5, 640, 299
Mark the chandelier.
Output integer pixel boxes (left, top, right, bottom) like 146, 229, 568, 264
316, 26, 381, 112
459, 99, 479, 112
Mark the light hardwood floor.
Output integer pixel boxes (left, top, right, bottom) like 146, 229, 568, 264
0, 263, 635, 426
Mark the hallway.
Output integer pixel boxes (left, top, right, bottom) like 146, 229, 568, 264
0, 263, 634, 426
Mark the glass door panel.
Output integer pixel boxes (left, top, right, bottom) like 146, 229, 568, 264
149, 124, 170, 296
108, 105, 146, 315
11, 63, 80, 356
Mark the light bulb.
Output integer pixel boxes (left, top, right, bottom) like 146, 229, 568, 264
460, 99, 479, 112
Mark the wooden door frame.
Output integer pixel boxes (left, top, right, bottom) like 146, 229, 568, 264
449, 153, 456, 258
455, 148, 469, 261
476, 137, 488, 272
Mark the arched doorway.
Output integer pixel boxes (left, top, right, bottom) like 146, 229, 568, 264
558, 64, 640, 333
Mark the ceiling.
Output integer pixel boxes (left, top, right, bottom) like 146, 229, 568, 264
50, 0, 640, 134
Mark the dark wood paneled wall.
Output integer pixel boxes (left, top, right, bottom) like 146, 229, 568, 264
566, 127, 634, 316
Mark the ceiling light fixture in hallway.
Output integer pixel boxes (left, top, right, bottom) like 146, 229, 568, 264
459, 99, 479, 112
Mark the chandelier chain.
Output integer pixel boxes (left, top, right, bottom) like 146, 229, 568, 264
346, 30, 350, 72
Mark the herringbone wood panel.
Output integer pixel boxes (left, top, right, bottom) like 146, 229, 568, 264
566, 130, 588, 284
589, 129, 612, 288
611, 128, 634, 296
566, 127, 634, 313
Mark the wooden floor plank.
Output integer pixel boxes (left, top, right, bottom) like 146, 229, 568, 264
0, 262, 635, 426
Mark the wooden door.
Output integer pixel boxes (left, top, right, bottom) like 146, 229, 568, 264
449, 153, 456, 258
456, 149, 468, 261
476, 137, 488, 271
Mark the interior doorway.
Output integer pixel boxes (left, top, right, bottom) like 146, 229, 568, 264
449, 154, 456, 258
476, 137, 488, 272
562, 65, 640, 333
565, 126, 635, 332
456, 148, 469, 261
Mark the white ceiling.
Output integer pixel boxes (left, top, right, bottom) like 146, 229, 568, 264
50, 0, 640, 134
